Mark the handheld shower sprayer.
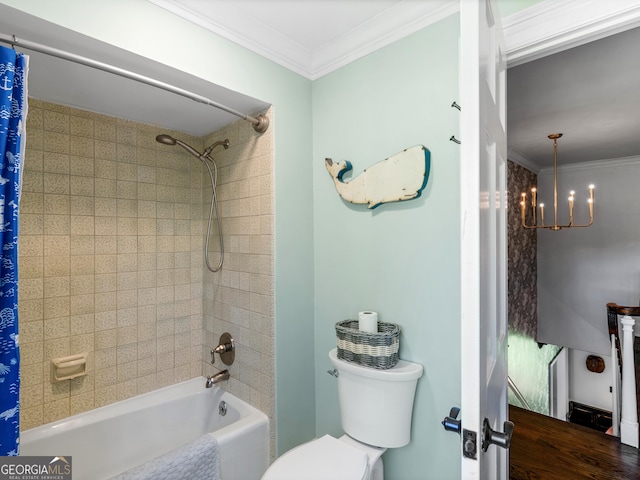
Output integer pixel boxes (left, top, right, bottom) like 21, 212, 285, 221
155, 133, 229, 272
155, 134, 176, 145
155, 134, 209, 160
155, 135, 229, 161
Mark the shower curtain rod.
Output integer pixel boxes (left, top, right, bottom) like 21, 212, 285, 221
0, 33, 269, 133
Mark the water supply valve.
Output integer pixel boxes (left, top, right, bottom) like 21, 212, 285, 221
211, 333, 235, 365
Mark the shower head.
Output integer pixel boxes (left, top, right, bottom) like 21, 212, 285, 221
155, 134, 230, 161
204, 139, 230, 156
155, 134, 204, 160
155, 133, 228, 272
155, 134, 177, 146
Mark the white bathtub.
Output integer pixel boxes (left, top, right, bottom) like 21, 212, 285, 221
20, 377, 270, 480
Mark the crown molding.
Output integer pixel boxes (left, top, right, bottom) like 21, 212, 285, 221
503, 0, 640, 67
311, 1, 458, 80
149, 0, 640, 79
538, 155, 640, 175
508, 149, 541, 174
148, 0, 315, 78
148, 0, 458, 80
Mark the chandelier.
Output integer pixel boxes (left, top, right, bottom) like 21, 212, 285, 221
520, 133, 594, 231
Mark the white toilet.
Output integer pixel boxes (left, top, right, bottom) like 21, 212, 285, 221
262, 348, 423, 480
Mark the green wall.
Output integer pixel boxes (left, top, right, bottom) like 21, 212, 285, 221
1, 0, 316, 455
312, 14, 461, 479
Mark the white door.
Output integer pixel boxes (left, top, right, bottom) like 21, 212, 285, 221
460, 0, 509, 478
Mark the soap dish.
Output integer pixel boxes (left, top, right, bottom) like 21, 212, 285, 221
51, 353, 88, 381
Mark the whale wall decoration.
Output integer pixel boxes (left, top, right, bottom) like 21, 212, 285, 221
324, 145, 430, 209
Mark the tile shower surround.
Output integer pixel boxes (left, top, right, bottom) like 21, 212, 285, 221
18, 100, 275, 444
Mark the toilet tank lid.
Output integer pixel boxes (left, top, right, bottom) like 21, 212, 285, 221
329, 348, 423, 381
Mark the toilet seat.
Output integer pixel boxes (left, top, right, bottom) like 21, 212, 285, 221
262, 434, 370, 480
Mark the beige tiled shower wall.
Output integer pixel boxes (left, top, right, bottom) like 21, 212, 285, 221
19, 100, 209, 429
201, 110, 276, 453
19, 100, 276, 447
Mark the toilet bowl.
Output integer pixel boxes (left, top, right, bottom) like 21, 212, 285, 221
262, 348, 423, 480
261, 434, 385, 480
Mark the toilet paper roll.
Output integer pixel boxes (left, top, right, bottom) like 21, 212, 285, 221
358, 311, 378, 333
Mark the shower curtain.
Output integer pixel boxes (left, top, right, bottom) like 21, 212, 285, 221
0, 45, 28, 456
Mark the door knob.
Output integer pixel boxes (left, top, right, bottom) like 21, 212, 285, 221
481, 418, 514, 452
442, 407, 461, 434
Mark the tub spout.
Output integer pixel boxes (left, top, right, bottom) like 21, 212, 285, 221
206, 370, 230, 388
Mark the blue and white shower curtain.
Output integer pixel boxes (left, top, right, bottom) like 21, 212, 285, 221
0, 45, 28, 456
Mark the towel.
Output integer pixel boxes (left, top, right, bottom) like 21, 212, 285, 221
110, 434, 220, 480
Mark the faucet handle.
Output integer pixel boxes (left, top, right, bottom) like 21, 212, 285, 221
211, 333, 235, 365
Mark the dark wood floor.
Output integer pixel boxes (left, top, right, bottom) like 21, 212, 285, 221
509, 405, 640, 479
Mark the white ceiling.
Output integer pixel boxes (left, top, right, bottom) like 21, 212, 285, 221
507, 26, 640, 170
1, 0, 640, 167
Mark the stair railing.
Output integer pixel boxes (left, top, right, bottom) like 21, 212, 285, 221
508, 375, 532, 411
607, 303, 640, 447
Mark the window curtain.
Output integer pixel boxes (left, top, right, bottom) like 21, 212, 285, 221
0, 45, 28, 456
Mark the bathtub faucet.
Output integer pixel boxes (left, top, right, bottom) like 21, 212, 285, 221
206, 370, 230, 388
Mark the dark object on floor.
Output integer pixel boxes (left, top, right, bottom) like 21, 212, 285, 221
567, 401, 612, 433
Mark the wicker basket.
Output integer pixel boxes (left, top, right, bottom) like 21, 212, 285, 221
335, 320, 400, 369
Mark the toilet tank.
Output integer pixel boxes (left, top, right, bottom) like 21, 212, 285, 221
329, 348, 423, 448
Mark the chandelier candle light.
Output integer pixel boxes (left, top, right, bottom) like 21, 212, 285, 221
520, 133, 594, 231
